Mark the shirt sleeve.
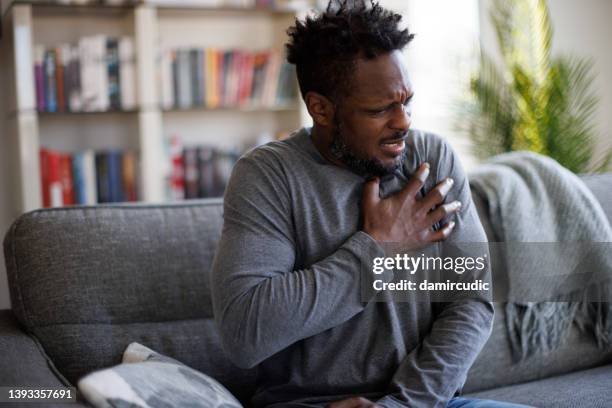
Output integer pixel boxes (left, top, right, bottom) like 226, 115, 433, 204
377, 135, 495, 408
210, 150, 384, 369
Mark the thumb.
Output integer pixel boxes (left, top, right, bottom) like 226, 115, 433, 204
362, 177, 381, 205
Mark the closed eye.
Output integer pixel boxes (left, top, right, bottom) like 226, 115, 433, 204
403, 93, 414, 107
366, 93, 414, 116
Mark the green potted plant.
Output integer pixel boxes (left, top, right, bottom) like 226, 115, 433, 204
457, 0, 610, 173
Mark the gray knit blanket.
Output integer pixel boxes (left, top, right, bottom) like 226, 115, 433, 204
469, 151, 612, 360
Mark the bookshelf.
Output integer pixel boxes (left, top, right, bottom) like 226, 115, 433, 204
0, 0, 311, 214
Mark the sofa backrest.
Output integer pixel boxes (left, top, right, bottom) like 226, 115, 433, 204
3, 199, 256, 402
4, 175, 612, 398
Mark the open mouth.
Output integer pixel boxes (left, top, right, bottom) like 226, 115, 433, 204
380, 137, 406, 156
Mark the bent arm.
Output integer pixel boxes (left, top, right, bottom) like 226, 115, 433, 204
211, 155, 383, 369
377, 136, 494, 408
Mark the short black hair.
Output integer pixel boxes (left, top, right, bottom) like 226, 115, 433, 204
285, 0, 414, 102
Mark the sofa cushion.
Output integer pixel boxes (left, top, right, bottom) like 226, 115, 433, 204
3, 200, 256, 403
465, 363, 612, 408
463, 303, 612, 393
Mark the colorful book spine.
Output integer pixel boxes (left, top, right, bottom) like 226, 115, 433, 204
41, 149, 63, 207
107, 38, 121, 110
121, 151, 138, 202
55, 46, 65, 112
169, 135, 184, 200
40, 149, 50, 207
177, 49, 193, 109
68, 45, 83, 112
183, 147, 199, 199
60, 154, 74, 205
34, 46, 46, 112
72, 152, 86, 204
191, 49, 205, 106
107, 151, 124, 202
95, 152, 110, 203
197, 146, 215, 198
119, 37, 136, 110
44, 49, 58, 112
82, 150, 98, 205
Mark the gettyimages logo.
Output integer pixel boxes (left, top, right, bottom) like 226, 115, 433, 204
360, 242, 612, 303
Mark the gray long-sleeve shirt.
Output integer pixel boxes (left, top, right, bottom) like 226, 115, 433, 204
211, 127, 494, 408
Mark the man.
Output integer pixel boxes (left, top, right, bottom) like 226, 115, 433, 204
211, 1, 530, 407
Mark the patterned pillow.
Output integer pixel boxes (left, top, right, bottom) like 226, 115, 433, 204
78, 343, 243, 408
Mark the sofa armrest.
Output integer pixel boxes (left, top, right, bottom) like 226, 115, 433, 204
0, 309, 89, 407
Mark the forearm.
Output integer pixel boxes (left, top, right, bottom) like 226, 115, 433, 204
377, 299, 494, 408
212, 231, 383, 368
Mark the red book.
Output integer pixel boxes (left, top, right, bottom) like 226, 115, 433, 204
60, 154, 74, 205
46, 150, 63, 207
55, 47, 65, 112
40, 149, 50, 207
169, 135, 184, 200
239, 52, 254, 105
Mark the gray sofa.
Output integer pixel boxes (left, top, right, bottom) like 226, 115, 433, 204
1, 174, 612, 408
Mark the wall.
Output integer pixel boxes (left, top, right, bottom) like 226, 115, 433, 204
479, 0, 612, 168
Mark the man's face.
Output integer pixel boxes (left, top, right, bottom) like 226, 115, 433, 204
330, 50, 414, 177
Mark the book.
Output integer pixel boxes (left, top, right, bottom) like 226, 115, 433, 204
82, 150, 98, 204
177, 49, 193, 109
72, 152, 86, 204
169, 135, 185, 200
68, 45, 83, 112
121, 151, 138, 202
107, 150, 124, 202
59, 154, 75, 205
55, 46, 66, 112
197, 146, 215, 197
191, 49, 205, 106
40, 148, 63, 207
107, 38, 121, 110
96, 35, 110, 111
60, 44, 72, 112
74, 149, 99, 205
34, 46, 45, 112
44, 49, 58, 112
183, 147, 199, 199
79, 36, 97, 111
95, 152, 111, 203
171, 50, 180, 108
40, 149, 50, 207
119, 37, 136, 110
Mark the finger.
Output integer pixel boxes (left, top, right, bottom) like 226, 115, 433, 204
362, 177, 381, 206
419, 177, 454, 211
428, 221, 456, 242
425, 201, 461, 227
400, 162, 430, 200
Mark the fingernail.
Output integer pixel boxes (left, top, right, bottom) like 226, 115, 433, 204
423, 162, 430, 169
449, 221, 456, 228
454, 201, 462, 209
447, 178, 454, 186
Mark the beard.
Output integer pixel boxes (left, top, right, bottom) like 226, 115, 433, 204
329, 117, 407, 178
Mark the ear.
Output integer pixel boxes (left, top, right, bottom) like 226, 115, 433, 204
304, 92, 336, 127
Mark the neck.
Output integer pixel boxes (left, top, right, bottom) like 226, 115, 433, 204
311, 125, 347, 169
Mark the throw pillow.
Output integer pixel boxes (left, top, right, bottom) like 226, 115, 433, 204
78, 343, 243, 408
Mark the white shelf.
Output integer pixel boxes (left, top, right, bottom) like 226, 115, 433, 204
1, 0, 308, 213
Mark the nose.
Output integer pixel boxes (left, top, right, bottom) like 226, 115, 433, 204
389, 103, 411, 132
